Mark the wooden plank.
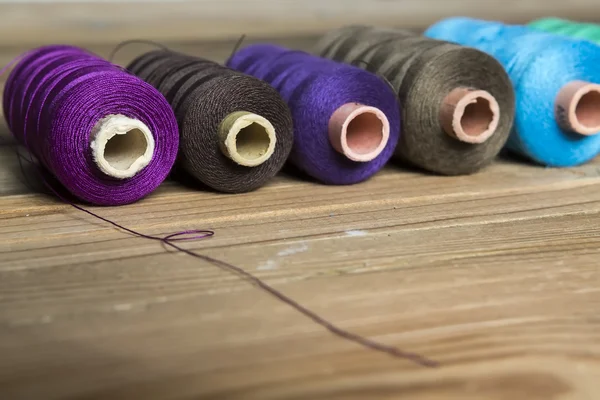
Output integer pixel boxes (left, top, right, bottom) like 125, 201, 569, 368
2, 21, 600, 399
2, 138, 600, 241
2, 141, 600, 398
0, 0, 599, 46
1, 177, 600, 399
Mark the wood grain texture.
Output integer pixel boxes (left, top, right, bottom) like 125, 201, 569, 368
2, 133, 600, 399
2, 29, 600, 400
1, 0, 600, 46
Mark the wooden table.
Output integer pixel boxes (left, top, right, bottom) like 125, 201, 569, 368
1, 38, 600, 400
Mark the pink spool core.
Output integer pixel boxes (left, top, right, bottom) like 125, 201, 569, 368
440, 87, 500, 144
328, 103, 390, 162
555, 80, 600, 136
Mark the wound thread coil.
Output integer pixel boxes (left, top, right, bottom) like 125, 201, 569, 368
426, 17, 600, 167
3, 45, 179, 205
127, 50, 294, 193
529, 17, 600, 45
227, 44, 401, 185
314, 25, 514, 175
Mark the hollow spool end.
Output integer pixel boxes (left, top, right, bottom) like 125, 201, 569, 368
328, 103, 390, 162
555, 80, 600, 136
440, 87, 500, 144
91, 114, 155, 179
218, 111, 277, 167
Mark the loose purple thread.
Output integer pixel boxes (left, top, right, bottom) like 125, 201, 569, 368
70, 200, 439, 368
3, 49, 438, 368
21, 170, 435, 368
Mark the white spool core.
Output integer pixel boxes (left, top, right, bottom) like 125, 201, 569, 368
219, 111, 277, 167
90, 114, 155, 179
555, 80, 600, 136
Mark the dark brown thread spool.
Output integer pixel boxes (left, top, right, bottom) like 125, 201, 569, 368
314, 25, 515, 175
127, 50, 293, 192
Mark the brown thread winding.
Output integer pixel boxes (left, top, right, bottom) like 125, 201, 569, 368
127, 50, 294, 193
314, 25, 516, 175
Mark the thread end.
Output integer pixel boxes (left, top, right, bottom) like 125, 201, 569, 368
556, 81, 600, 136
219, 111, 277, 167
328, 103, 390, 162
440, 88, 500, 144
91, 115, 155, 179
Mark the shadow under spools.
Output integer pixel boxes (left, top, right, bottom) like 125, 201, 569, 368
426, 17, 600, 167
227, 44, 400, 185
314, 25, 515, 175
126, 50, 294, 193
2, 45, 179, 205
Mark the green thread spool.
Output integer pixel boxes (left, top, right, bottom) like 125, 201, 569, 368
529, 18, 600, 44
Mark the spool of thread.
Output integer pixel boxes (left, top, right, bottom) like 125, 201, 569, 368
2, 45, 179, 205
426, 17, 600, 167
529, 18, 600, 44
313, 25, 514, 175
226, 44, 400, 184
126, 50, 293, 193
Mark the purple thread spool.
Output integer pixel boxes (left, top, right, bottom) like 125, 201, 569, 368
227, 44, 401, 184
3, 45, 179, 205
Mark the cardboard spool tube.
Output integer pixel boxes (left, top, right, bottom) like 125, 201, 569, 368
328, 103, 390, 162
440, 87, 500, 144
555, 80, 600, 136
218, 111, 277, 167
90, 114, 155, 179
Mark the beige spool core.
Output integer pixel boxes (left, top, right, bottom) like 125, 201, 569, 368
328, 103, 390, 162
90, 114, 155, 179
218, 111, 277, 167
555, 80, 600, 136
440, 87, 500, 144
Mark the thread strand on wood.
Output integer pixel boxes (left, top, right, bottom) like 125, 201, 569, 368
13, 144, 438, 369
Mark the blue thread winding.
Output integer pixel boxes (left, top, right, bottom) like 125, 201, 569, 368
426, 17, 600, 167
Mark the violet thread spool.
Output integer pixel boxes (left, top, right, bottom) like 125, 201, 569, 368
314, 25, 515, 175
226, 44, 401, 185
2, 45, 179, 205
126, 50, 294, 193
